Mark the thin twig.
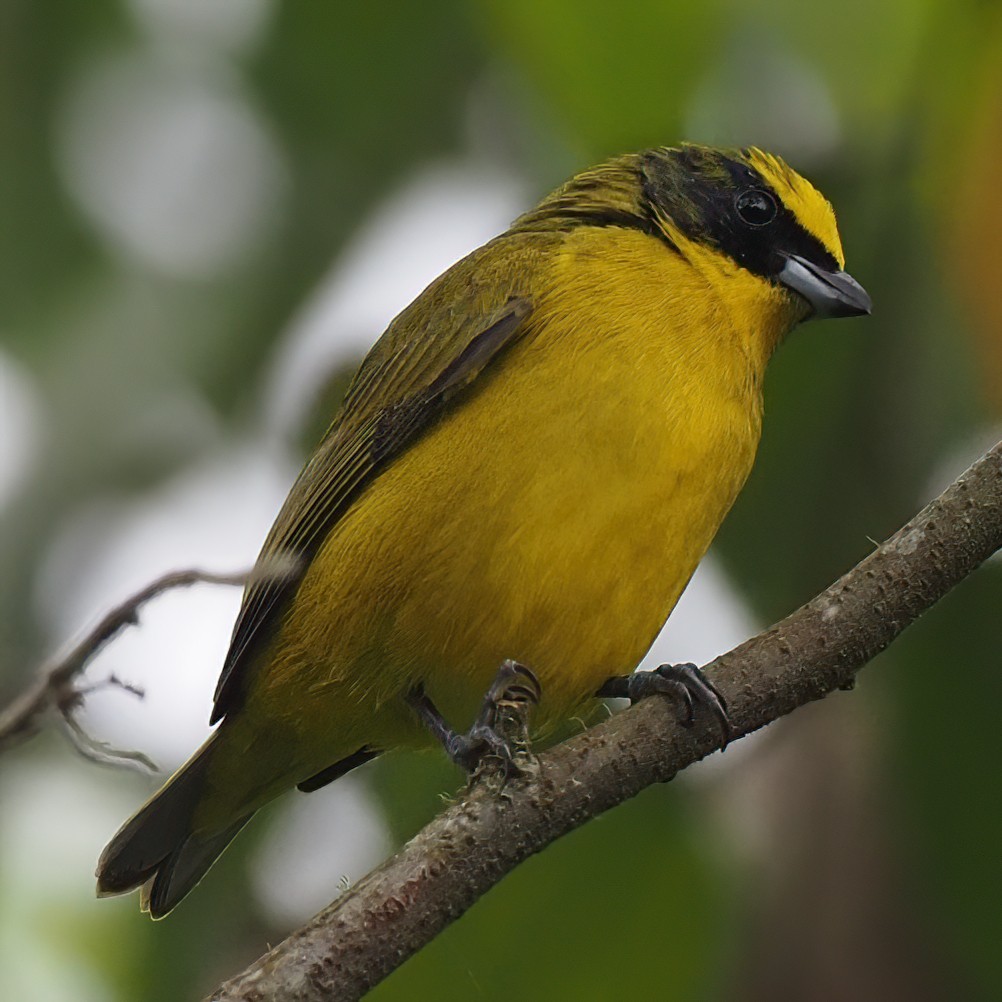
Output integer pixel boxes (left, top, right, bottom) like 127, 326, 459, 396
61, 704, 159, 772
208, 442, 1002, 1002
0, 568, 248, 758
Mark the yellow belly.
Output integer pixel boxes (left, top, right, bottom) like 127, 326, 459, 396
237, 228, 781, 781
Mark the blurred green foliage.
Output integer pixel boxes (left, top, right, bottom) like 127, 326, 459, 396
3, 0, 1002, 999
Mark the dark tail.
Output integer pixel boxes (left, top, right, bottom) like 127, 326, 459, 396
95, 734, 252, 919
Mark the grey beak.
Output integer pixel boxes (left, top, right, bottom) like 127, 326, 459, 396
778, 253, 872, 319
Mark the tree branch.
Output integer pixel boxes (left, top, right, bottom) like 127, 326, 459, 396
208, 441, 1002, 1002
0, 568, 247, 761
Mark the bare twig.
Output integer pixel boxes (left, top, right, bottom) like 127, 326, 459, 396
61, 697, 159, 772
0, 568, 247, 759
208, 443, 1002, 1002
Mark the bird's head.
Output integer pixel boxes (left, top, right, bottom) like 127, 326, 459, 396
516, 143, 870, 322
642, 144, 870, 320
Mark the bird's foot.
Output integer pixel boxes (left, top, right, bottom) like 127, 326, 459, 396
597, 662, 732, 747
406, 659, 540, 780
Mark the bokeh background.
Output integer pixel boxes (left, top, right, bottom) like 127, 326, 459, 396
2, 1, 1001, 999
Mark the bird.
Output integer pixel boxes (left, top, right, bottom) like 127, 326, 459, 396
96, 143, 870, 918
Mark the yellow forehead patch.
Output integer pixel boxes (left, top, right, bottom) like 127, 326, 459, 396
744, 148, 845, 269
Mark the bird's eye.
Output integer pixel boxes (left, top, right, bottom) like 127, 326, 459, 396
736, 189, 777, 227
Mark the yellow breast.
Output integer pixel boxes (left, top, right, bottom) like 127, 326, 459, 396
252, 226, 796, 760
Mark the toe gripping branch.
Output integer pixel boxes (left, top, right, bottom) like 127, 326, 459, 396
597, 663, 733, 747
406, 659, 541, 775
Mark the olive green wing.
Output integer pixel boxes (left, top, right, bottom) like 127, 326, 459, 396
211, 243, 538, 723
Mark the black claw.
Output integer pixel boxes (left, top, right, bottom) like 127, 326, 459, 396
489, 659, 541, 706
598, 662, 732, 747
407, 659, 540, 775
677, 683, 696, 727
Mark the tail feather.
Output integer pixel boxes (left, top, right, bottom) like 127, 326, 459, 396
140, 817, 251, 918
96, 734, 251, 916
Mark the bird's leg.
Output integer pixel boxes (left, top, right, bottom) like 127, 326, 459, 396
406, 659, 540, 775
597, 662, 732, 746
